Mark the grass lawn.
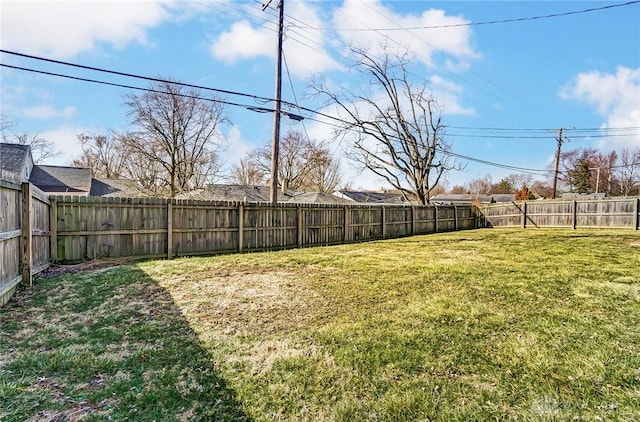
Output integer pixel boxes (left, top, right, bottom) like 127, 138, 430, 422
1, 228, 640, 421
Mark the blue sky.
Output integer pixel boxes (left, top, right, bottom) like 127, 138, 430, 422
1, 0, 639, 190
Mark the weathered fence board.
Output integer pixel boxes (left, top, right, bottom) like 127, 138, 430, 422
480, 198, 640, 230
49, 197, 477, 262
1, 183, 479, 306
1, 182, 51, 305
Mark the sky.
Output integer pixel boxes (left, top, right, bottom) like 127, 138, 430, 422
1, 0, 639, 190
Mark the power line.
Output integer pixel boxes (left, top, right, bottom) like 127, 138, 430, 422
446, 125, 640, 132
0, 48, 278, 105
299, 1, 640, 31
3, 56, 636, 179
0, 63, 277, 113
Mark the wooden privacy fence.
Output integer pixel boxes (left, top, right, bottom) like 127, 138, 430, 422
50, 196, 478, 262
1, 181, 51, 306
479, 197, 640, 230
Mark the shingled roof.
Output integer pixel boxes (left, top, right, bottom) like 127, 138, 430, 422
177, 184, 348, 204
89, 178, 150, 197
0, 143, 33, 182
338, 190, 414, 204
29, 165, 92, 194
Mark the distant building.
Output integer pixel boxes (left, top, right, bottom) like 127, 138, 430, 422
29, 165, 92, 196
337, 190, 415, 204
431, 193, 515, 205
177, 184, 350, 204
1, 142, 147, 197
0, 143, 33, 184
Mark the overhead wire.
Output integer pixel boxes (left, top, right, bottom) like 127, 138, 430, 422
312, 0, 526, 110
281, 50, 311, 141
4, 57, 636, 177
357, 1, 550, 115
5, 59, 634, 177
298, 1, 640, 31
0, 63, 277, 114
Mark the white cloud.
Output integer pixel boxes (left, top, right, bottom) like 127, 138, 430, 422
429, 76, 475, 116
333, 0, 478, 67
561, 67, 640, 149
219, 124, 254, 170
39, 126, 88, 165
211, 20, 272, 62
210, 2, 340, 77
0, 0, 176, 58
22, 105, 76, 120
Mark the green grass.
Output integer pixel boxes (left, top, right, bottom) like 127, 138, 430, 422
2, 228, 640, 421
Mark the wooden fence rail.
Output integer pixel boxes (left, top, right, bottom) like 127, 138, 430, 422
50, 196, 478, 262
1, 181, 51, 306
479, 197, 640, 230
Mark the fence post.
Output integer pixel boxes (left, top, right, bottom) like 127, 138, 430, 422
411, 206, 416, 235
434, 206, 439, 233
50, 197, 57, 262
381, 206, 386, 239
238, 204, 245, 252
343, 206, 350, 243
297, 205, 303, 248
167, 200, 173, 259
572, 200, 578, 230
454, 206, 459, 231
634, 198, 639, 230
521, 202, 528, 229
21, 183, 32, 286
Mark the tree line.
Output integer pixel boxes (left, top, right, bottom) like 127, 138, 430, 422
450, 146, 640, 199
2, 45, 639, 202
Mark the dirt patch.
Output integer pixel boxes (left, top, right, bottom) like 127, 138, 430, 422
157, 270, 320, 338
38, 258, 139, 279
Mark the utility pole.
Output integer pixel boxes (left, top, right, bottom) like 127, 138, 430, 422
552, 128, 565, 199
268, 0, 284, 205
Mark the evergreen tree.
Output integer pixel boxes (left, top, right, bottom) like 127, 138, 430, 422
569, 153, 592, 193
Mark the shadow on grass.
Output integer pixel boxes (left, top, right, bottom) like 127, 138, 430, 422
0, 265, 252, 421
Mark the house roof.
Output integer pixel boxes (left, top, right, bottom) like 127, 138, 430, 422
339, 190, 414, 204
178, 184, 275, 202
0, 143, 32, 177
431, 193, 514, 204
29, 165, 92, 194
285, 191, 350, 204
177, 184, 349, 204
89, 178, 149, 197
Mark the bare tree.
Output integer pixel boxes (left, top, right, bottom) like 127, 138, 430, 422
615, 146, 640, 196
72, 132, 128, 178
229, 158, 267, 186
245, 131, 342, 192
306, 152, 342, 193
467, 174, 492, 196
1, 114, 59, 163
530, 180, 554, 199
119, 80, 228, 197
312, 46, 462, 204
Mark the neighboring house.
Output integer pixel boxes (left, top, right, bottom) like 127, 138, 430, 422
29, 165, 92, 196
1, 142, 148, 197
177, 184, 349, 204
431, 193, 515, 205
178, 184, 275, 202
285, 191, 350, 204
0, 143, 33, 184
89, 178, 150, 198
338, 190, 416, 204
